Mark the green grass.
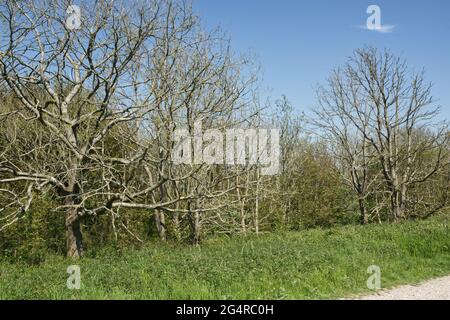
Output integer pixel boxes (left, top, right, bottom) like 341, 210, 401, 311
1, 214, 449, 299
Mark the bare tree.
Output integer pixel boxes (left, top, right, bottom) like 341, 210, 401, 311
0, 0, 167, 258
0, 0, 255, 257
273, 95, 303, 226
315, 47, 449, 221
314, 69, 380, 224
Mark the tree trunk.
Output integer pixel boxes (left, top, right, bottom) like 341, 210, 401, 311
254, 169, 260, 234
189, 200, 201, 245
235, 175, 246, 233
240, 206, 246, 233
155, 209, 166, 241
390, 189, 404, 222
358, 198, 368, 225
172, 210, 181, 241
65, 200, 83, 259
283, 199, 290, 228
192, 211, 201, 245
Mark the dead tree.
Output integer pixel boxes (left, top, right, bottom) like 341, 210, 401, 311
314, 69, 380, 224
315, 47, 449, 221
0, 0, 253, 257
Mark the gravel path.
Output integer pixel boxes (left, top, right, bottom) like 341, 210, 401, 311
356, 275, 450, 300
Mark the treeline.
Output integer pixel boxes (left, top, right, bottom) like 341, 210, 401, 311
0, 0, 449, 262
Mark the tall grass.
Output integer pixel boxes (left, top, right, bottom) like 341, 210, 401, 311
0, 214, 449, 299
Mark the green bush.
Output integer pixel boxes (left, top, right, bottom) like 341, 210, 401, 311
0, 195, 64, 264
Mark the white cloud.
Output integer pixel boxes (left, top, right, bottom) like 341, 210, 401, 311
373, 24, 396, 33
356, 24, 396, 33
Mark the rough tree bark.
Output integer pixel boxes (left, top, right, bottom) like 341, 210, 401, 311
65, 196, 83, 259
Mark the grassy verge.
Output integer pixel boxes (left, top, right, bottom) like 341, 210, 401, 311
0, 214, 449, 299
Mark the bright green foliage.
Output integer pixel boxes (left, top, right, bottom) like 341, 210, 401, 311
0, 197, 65, 264
1, 214, 448, 299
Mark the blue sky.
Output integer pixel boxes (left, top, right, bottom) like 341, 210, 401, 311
193, 0, 450, 119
